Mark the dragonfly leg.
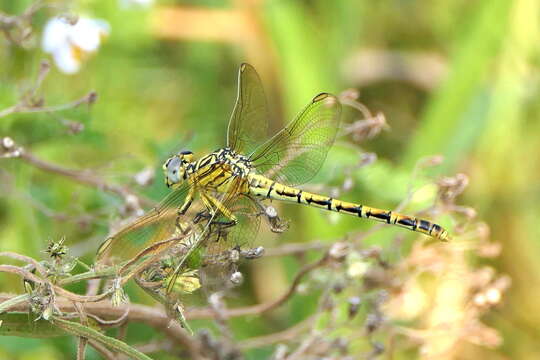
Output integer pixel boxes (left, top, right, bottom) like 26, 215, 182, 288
200, 192, 238, 225
175, 216, 191, 235
178, 186, 196, 216
174, 187, 197, 234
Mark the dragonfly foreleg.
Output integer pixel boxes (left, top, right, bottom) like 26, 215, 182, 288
178, 186, 196, 216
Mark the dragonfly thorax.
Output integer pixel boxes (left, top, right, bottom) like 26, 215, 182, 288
163, 148, 252, 189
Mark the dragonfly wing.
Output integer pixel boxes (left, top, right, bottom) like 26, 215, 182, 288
227, 63, 270, 155
205, 194, 261, 257
250, 93, 342, 186
96, 182, 191, 265
199, 194, 262, 294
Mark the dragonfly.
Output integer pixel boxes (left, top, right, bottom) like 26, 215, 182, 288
97, 63, 449, 290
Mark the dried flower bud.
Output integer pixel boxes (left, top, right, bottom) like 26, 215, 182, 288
437, 173, 469, 204
348, 296, 361, 319
123, 194, 143, 216
1, 137, 22, 158
359, 152, 377, 167
2, 137, 14, 149
230, 271, 243, 285
242, 246, 264, 259
332, 280, 346, 294
339, 88, 360, 101
272, 344, 289, 360
365, 312, 383, 334
86, 91, 98, 105
329, 242, 350, 261
265, 205, 278, 218
110, 278, 129, 307
133, 167, 155, 186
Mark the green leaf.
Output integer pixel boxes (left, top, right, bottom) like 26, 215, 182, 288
0, 313, 66, 338
51, 317, 153, 360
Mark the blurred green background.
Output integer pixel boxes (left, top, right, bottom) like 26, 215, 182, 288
1, 0, 539, 359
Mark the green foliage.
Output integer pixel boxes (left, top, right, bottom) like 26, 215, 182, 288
1, 0, 539, 358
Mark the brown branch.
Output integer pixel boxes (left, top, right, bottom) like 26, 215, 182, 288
0, 265, 111, 304
263, 241, 329, 257
75, 302, 89, 360
188, 252, 329, 319
0, 91, 98, 118
0, 138, 153, 209
0, 294, 203, 359
0, 265, 46, 285
0, 251, 47, 276
0, 250, 327, 331
238, 314, 317, 350
0, 1, 46, 46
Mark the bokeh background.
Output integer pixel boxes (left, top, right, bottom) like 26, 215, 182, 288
1, 0, 539, 359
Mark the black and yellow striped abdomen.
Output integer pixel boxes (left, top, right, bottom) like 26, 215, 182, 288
248, 174, 449, 241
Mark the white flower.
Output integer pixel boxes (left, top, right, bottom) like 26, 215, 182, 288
42, 16, 110, 74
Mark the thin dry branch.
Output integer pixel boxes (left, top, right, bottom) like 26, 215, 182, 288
1, 137, 152, 210
0, 250, 329, 325
238, 314, 317, 350
0, 60, 97, 120
0, 91, 98, 118
0, 293, 203, 358
189, 252, 330, 319
0, 1, 46, 46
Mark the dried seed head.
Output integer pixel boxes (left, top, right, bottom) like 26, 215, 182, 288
230, 271, 243, 285
437, 173, 469, 204
47, 237, 67, 258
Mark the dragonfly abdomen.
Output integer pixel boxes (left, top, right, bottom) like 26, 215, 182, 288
248, 174, 449, 241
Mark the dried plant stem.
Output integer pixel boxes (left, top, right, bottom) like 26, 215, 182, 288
189, 252, 329, 319
19, 149, 152, 208
238, 314, 317, 350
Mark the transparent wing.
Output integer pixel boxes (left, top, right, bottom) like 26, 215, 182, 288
96, 182, 191, 265
198, 195, 262, 294
227, 63, 270, 155
204, 194, 261, 258
250, 93, 342, 186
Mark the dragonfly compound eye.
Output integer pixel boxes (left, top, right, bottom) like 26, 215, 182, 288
164, 155, 184, 185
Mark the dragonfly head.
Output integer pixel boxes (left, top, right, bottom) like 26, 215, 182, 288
163, 150, 194, 188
